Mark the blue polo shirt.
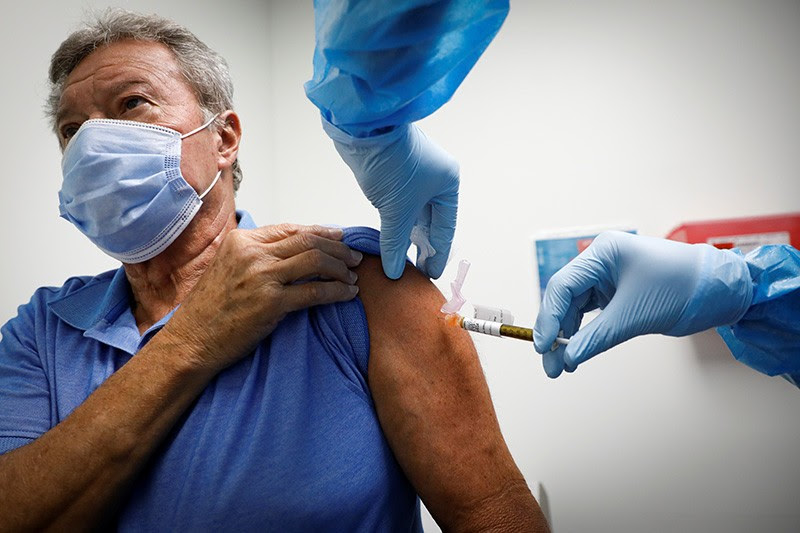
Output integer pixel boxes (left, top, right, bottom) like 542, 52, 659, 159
0, 211, 422, 532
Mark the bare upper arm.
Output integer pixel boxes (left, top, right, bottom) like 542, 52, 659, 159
355, 255, 548, 532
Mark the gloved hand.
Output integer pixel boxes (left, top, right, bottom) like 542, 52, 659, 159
322, 117, 459, 280
533, 231, 754, 378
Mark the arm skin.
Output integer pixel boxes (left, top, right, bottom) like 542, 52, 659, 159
0, 225, 360, 532
357, 255, 549, 532
0, 332, 215, 532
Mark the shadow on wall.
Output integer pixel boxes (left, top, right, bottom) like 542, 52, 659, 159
689, 329, 736, 371
687, 329, 789, 391
533, 480, 553, 531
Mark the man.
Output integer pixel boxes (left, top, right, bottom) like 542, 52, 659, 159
0, 10, 547, 531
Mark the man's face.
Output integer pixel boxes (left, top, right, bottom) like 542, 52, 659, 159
56, 40, 219, 194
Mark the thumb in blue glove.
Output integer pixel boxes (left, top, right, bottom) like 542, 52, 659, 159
533, 231, 754, 378
322, 117, 459, 280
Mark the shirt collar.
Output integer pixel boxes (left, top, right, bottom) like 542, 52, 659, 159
237, 209, 256, 230
49, 209, 256, 353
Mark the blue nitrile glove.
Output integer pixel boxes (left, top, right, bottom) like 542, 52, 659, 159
322, 117, 459, 280
306, 1, 508, 279
533, 231, 754, 378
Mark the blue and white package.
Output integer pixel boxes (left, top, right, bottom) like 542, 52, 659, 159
532, 226, 637, 301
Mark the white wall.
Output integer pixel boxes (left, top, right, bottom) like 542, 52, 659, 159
2, 1, 799, 532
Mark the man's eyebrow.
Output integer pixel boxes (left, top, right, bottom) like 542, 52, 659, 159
56, 79, 159, 126
106, 78, 159, 95
55, 107, 73, 129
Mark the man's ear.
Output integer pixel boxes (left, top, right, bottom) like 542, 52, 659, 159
215, 110, 242, 169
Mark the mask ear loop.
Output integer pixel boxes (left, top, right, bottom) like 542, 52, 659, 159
182, 113, 223, 200
198, 170, 222, 200
181, 113, 220, 139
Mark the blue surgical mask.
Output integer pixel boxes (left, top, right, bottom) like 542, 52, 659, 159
58, 115, 221, 263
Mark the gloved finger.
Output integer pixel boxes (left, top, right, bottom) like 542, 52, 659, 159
540, 315, 579, 379
424, 192, 458, 279
558, 296, 585, 373
534, 294, 584, 354
539, 290, 586, 378
379, 208, 416, 280
533, 309, 560, 354
534, 253, 606, 352
563, 298, 630, 370
412, 204, 434, 269
542, 346, 565, 378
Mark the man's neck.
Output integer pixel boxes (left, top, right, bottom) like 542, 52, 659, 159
123, 204, 238, 333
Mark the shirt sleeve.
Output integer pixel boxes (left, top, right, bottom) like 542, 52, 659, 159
304, 0, 509, 137
715, 244, 800, 386
311, 227, 381, 402
0, 293, 52, 454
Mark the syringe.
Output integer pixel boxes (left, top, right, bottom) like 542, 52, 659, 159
444, 314, 569, 350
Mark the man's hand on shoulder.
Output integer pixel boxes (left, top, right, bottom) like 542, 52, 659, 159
355, 256, 550, 532
165, 223, 362, 375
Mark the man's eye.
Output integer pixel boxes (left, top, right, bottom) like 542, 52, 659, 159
61, 125, 79, 140
123, 96, 146, 110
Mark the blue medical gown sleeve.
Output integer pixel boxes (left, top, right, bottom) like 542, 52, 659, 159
716, 245, 800, 386
304, 0, 509, 137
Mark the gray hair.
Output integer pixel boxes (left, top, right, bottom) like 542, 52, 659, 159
47, 8, 243, 191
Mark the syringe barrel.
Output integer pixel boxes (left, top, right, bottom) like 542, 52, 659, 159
499, 324, 534, 342
460, 317, 503, 337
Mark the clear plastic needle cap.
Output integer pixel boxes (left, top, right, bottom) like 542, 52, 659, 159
440, 260, 471, 314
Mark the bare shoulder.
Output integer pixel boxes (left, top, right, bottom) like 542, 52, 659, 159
354, 254, 547, 531
354, 255, 478, 371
